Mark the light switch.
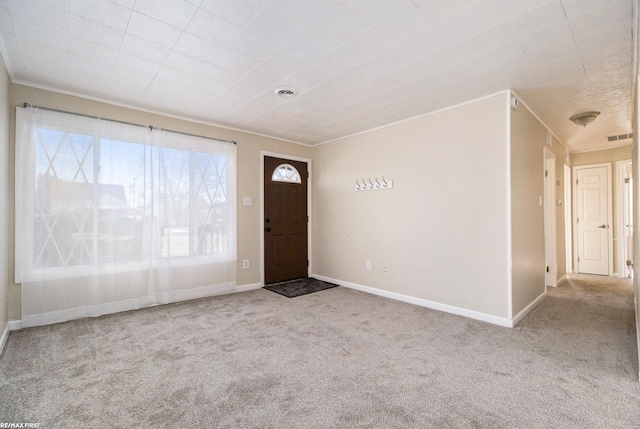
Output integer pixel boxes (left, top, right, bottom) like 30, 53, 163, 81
243, 196, 252, 206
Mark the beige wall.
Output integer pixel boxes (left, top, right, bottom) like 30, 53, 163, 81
312, 93, 511, 319
510, 100, 569, 316
7, 84, 312, 320
551, 138, 570, 282
0, 55, 9, 337
571, 145, 632, 166
571, 145, 632, 275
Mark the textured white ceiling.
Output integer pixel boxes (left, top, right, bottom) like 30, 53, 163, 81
0, 0, 634, 151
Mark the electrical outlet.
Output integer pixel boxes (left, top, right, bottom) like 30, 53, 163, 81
243, 259, 249, 269
366, 260, 372, 271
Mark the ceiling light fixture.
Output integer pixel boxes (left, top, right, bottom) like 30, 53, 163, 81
274, 87, 297, 98
569, 111, 600, 127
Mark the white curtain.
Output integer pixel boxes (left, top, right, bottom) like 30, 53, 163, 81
15, 107, 237, 327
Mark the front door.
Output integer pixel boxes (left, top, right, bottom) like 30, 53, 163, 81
264, 156, 308, 284
576, 165, 610, 275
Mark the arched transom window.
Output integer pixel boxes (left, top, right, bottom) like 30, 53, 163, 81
272, 163, 302, 184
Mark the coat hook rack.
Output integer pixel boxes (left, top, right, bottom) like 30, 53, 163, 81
355, 176, 393, 191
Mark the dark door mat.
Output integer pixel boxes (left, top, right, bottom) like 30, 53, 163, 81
264, 278, 339, 298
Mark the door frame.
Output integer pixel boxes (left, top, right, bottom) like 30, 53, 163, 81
260, 151, 312, 286
564, 164, 573, 274
615, 159, 633, 277
544, 147, 557, 287
572, 162, 614, 276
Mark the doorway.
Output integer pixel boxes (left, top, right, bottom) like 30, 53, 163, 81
544, 148, 557, 287
263, 155, 309, 284
574, 163, 613, 275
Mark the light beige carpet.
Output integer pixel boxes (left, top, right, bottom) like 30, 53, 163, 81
1, 274, 639, 428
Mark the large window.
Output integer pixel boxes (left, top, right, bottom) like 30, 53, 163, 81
16, 107, 237, 283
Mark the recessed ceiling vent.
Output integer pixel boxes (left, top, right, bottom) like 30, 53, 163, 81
607, 133, 633, 142
274, 87, 297, 98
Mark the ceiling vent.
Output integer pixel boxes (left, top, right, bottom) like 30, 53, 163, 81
274, 87, 297, 98
607, 133, 633, 142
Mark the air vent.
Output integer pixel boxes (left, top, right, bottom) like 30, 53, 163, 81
607, 133, 633, 142
274, 87, 297, 98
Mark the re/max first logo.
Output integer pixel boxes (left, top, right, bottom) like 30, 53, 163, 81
0, 424, 41, 428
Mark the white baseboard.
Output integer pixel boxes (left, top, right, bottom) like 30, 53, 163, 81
235, 282, 263, 292
0, 320, 22, 355
557, 275, 567, 284
0, 323, 9, 356
19, 283, 262, 331
611, 273, 631, 279
511, 291, 547, 326
21, 281, 259, 329
146, 281, 236, 305
313, 274, 515, 328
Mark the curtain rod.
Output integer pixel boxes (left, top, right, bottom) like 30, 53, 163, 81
23, 103, 237, 145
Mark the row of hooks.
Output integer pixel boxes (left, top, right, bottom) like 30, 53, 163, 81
355, 177, 393, 191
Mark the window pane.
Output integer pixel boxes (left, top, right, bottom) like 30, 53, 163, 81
194, 152, 228, 255
34, 128, 95, 268
98, 139, 147, 263
158, 147, 190, 257
272, 163, 301, 183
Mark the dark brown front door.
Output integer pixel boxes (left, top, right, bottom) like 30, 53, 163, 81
264, 156, 308, 284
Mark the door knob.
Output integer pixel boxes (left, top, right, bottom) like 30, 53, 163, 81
597, 224, 607, 228
265, 227, 271, 232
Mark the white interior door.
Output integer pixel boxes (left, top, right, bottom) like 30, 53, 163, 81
575, 165, 611, 275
